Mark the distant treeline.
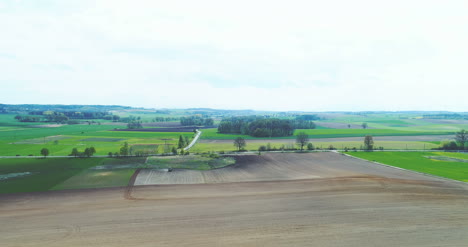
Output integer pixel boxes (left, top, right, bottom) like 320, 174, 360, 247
0, 104, 133, 113
295, 114, 321, 121
28, 111, 119, 120
218, 116, 316, 137
15, 111, 120, 123
180, 116, 214, 126
153, 117, 179, 122
423, 114, 468, 120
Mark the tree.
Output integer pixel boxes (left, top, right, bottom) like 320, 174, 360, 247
348, 124, 351, 128
71, 148, 79, 157
84, 147, 96, 157
171, 146, 178, 155
85, 147, 96, 157
120, 142, 129, 156
296, 132, 309, 151
178, 135, 185, 149
455, 129, 467, 150
362, 123, 368, 129
40, 148, 49, 158
364, 135, 374, 150
233, 137, 246, 151
84, 148, 91, 157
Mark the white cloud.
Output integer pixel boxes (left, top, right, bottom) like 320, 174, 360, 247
1, 0, 468, 111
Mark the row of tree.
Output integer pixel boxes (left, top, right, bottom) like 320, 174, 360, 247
127, 121, 143, 129
70, 147, 96, 157
39, 147, 96, 158
180, 116, 214, 126
435, 129, 468, 150
153, 117, 179, 122
219, 117, 300, 137
15, 113, 69, 123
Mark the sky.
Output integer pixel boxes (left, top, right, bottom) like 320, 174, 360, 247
1, 0, 468, 112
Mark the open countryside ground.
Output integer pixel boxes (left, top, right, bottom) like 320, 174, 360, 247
200, 128, 454, 140
346, 152, 468, 182
1, 152, 467, 246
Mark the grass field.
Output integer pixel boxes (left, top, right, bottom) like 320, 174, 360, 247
145, 155, 235, 170
200, 128, 453, 140
0, 157, 105, 193
0, 114, 195, 156
346, 152, 468, 182
0, 155, 235, 193
52, 169, 136, 190
191, 141, 440, 153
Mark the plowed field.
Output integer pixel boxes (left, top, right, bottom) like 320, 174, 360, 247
1, 153, 467, 247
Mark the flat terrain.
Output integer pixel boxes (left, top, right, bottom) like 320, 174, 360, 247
1, 153, 467, 246
199, 135, 454, 143
347, 151, 468, 182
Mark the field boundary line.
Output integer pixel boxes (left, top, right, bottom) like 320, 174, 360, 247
124, 168, 142, 200
341, 153, 468, 185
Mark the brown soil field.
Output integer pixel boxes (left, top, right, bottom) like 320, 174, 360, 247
199, 135, 454, 144
142, 122, 182, 127
1, 153, 467, 247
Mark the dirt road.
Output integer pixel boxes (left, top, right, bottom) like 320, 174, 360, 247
1, 153, 467, 247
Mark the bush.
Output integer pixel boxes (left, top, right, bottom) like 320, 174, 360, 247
258, 145, 267, 152
307, 143, 315, 150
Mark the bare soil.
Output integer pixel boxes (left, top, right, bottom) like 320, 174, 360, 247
1, 153, 467, 247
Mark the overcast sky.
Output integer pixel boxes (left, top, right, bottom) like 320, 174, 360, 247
1, 0, 467, 111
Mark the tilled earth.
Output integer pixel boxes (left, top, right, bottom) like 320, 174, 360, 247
1, 153, 467, 247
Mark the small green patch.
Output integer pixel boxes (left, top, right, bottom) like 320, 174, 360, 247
52, 169, 135, 190
145, 155, 235, 170
0, 158, 105, 194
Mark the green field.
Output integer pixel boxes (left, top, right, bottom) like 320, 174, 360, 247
52, 169, 136, 190
0, 155, 236, 193
0, 114, 195, 156
0, 157, 105, 193
200, 128, 452, 140
190, 141, 440, 153
346, 152, 468, 182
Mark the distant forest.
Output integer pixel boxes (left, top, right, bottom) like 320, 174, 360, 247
14, 111, 118, 123
180, 116, 214, 126
218, 116, 316, 137
423, 113, 468, 120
